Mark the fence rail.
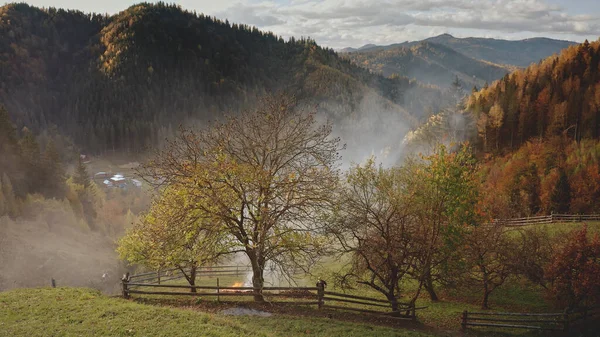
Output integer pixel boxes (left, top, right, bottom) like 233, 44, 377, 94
127, 265, 252, 289
490, 213, 600, 227
461, 306, 600, 332
322, 291, 418, 320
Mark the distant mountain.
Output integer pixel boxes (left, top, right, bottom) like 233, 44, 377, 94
425, 34, 577, 67
344, 41, 515, 89
339, 44, 378, 53
0, 3, 445, 154
341, 34, 577, 71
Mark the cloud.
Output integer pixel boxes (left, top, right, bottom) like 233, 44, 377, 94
211, 0, 600, 48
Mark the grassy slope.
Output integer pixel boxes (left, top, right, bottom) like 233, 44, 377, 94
0, 287, 433, 337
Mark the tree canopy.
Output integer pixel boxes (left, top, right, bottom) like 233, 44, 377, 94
134, 94, 343, 300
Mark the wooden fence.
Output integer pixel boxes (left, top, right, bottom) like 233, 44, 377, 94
321, 291, 418, 320
127, 265, 251, 287
461, 306, 600, 332
491, 213, 600, 227
122, 271, 418, 320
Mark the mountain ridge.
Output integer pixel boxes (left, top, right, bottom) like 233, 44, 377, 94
340, 34, 577, 67
344, 41, 515, 88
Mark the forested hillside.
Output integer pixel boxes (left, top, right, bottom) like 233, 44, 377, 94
468, 40, 600, 154
0, 2, 443, 154
465, 40, 600, 218
344, 42, 513, 88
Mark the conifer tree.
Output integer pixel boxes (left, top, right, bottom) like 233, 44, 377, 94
1, 173, 18, 217
74, 156, 91, 189
19, 127, 41, 194
0, 105, 17, 152
41, 140, 65, 197
551, 169, 571, 213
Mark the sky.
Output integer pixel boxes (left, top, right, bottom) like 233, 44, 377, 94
18, 0, 600, 49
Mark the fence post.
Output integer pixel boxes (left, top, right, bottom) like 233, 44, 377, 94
157, 269, 161, 285
461, 310, 468, 331
317, 280, 325, 309
122, 272, 130, 299
217, 278, 220, 302
51, 278, 56, 288
411, 305, 416, 321
563, 307, 570, 332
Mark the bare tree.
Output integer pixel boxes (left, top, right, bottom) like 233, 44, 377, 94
138, 94, 343, 301
462, 223, 514, 309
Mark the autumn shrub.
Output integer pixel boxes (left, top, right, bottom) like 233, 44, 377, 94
544, 225, 600, 309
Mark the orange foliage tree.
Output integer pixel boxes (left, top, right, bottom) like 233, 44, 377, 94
544, 225, 600, 309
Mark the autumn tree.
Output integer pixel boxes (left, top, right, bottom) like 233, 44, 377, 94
545, 225, 600, 309
488, 103, 504, 151
139, 94, 342, 301
118, 186, 231, 291
328, 159, 417, 312
70, 156, 99, 229
407, 145, 480, 301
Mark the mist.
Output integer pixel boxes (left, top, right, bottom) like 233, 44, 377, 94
327, 91, 412, 168
0, 198, 125, 294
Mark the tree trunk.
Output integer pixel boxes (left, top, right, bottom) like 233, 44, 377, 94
424, 269, 439, 301
482, 290, 490, 309
387, 293, 399, 312
189, 265, 197, 293
481, 272, 489, 309
248, 251, 265, 302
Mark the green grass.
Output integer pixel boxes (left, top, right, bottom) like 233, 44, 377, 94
0, 287, 434, 337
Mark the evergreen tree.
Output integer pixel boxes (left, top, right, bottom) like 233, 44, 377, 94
74, 156, 91, 188
1, 173, 18, 217
550, 169, 571, 213
524, 164, 541, 215
0, 105, 17, 152
19, 127, 41, 194
41, 140, 66, 197
0, 105, 20, 195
